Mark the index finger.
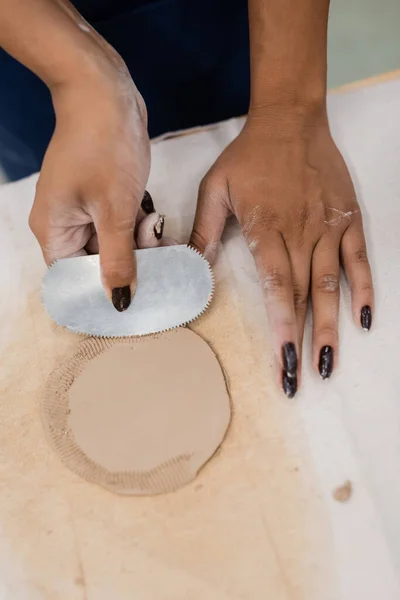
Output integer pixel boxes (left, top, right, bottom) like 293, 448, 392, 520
94, 195, 138, 312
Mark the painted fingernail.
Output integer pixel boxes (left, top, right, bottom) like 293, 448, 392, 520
112, 286, 131, 312
282, 342, 298, 377
360, 305, 372, 331
141, 190, 155, 215
154, 215, 165, 240
319, 345, 334, 379
282, 371, 297, 399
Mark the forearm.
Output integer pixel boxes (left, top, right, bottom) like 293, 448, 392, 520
248, 0, 330, 112
0, 0, 121, 89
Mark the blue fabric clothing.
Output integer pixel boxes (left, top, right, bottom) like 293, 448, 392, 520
0, 0, 250, 181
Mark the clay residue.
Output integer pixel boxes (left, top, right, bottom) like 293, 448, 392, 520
324, 207, 359, 226
333, 480, 353, 503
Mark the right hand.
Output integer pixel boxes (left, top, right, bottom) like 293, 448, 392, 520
29, 59, 155, 311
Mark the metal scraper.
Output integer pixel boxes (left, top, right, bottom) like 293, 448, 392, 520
42, 245, 214, 337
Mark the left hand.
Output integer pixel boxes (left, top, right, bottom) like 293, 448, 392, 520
190, 109, 374, 397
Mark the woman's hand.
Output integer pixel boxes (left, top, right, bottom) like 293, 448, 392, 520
0, 0, 167, 310
190, 109, 374, 397
29, 60, 160, 312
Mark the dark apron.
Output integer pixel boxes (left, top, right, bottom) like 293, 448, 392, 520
0, 0, 249, 181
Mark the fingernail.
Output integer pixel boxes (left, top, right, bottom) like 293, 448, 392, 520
360, 305, 372, 331
154, 215, 164, 240
282, 371, 297, 399
112, 286, 131, 312
141, 190, 155, 215
282, 342, 298, 377
319, 345, 334, 379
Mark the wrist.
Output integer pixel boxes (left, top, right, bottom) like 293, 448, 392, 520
247, 92, 328, 136
50, 51, 148, 143
249, 71, 327, 117
50, 40, 138, 117
48, 31, 127, 91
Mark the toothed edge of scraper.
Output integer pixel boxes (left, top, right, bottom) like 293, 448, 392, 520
43, 245, 215, 339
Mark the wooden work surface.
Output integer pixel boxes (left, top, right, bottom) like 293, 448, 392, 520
1, 72, 400, 599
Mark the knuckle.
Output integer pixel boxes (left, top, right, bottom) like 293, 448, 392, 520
101, 256, 133, 278
257, 207, 280, 231
279, 317, 297, 329
356, 281, 374, 293
315, 273, 340, 294
97, 208, 136, 236
242, 206, 279, 241
98, 200, 134, 226
241, 205, 280, 246
262, 268, 290, 298
190, 228, 209, 254
352, 247, 369, 263
315, 325, 338, 343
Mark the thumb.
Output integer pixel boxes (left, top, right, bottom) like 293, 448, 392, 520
189, 177, 230, 263
95, 201, 137, 312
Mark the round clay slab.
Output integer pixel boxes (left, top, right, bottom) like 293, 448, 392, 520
41, 328, 230, 495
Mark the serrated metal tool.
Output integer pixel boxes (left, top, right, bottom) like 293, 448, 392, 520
42, 245, 214, 337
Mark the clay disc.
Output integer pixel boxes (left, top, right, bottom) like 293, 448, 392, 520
41, 328, 230, 495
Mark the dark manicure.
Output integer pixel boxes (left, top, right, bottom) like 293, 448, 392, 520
361, 305, 372, 331
141, 190, 155, 215
154, 215, 165, 240
112, 286, 131, 312
282, 371, 297, 399
282, 342, 298, 378
319, 345, 334, 379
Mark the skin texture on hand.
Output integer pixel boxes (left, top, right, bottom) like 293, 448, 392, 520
190, 112, 374, 397
29, 69, 153, 310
